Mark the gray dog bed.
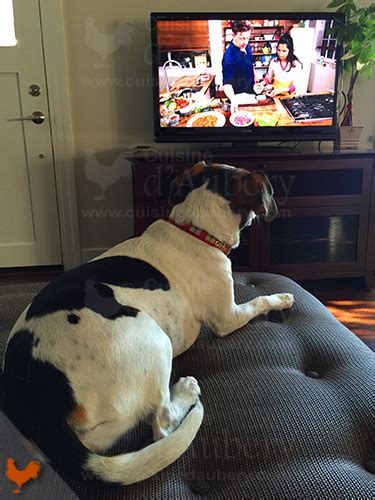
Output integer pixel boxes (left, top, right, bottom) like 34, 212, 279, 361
0, 272, 374, 499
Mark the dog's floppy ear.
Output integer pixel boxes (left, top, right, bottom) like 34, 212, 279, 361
242, 170, 277, 221
168, 161, 207, 206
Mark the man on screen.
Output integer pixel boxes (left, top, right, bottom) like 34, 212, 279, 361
222, 20, 255, 114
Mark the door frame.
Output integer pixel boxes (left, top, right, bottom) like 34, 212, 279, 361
38, 0, 81, 270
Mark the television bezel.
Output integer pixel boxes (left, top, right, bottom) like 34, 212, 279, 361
151, 12, 344, 144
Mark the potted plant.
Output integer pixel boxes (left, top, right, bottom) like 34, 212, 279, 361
327, 0, 375, 149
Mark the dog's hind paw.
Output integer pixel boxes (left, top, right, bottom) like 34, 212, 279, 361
267, 293, 294, 311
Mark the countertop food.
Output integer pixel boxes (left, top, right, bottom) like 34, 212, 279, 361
159, 93, 333, 128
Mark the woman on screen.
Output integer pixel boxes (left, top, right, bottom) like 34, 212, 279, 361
258, 33, 303, 98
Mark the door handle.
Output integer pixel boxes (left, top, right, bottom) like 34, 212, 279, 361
15, 111, 45, 124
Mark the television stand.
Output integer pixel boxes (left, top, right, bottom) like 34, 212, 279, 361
131, 149, 375, 288
206, 141, 302, 155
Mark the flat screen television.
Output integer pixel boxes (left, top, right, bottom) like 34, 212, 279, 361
151, 12, 344, 144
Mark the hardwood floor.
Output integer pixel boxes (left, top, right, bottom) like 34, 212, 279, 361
300, 278, 375, 343
0, 265, 63, 284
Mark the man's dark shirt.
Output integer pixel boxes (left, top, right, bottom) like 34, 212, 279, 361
222, 41, 255, 94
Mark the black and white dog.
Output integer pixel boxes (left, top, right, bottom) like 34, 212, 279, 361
2, 161, 294, 485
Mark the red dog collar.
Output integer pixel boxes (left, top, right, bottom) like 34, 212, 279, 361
167, 219, 232, 256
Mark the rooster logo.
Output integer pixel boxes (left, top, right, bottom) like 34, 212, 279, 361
84, 17, 137, 68
83, 149, 132, 201
6, 458, 42, 494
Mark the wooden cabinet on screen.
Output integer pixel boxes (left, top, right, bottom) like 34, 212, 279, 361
157, 20, 209, 52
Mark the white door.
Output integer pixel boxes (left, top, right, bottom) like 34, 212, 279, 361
0, 0, 62, 267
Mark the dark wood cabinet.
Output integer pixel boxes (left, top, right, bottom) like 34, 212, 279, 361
131, 150, 375, 288
157, 20, 209, 51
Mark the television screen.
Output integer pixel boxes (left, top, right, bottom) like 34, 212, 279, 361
151, 13, 343, 143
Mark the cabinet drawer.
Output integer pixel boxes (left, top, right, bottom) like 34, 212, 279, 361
203, 157, 373, 207
261, 159, 372, 207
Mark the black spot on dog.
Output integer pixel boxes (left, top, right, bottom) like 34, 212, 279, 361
67, 314, 80, 324
85, 281, 139, 320
33, 337, 40, 348
26, 256, 169, 321
3, 329, 90, 476
95, 282, 113, 297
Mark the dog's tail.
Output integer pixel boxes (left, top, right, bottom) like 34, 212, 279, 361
3, 330, 204, 485
20, 401, 203, 486
5, 396, 203, 485
85, 400, 204, 484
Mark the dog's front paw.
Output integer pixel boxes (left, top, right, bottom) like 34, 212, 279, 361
267, 293, 294, 311
171, 376, 201, 405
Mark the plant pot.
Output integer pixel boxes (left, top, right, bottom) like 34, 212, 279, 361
337, 126, 364, 150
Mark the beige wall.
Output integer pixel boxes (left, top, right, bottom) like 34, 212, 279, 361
61, 0, 375, 260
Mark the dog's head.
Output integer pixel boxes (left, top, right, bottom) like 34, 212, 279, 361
169, 161, 277, 228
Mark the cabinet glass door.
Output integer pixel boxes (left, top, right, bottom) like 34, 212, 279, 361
271, 214, 359, 265
260, 206, 368, 274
